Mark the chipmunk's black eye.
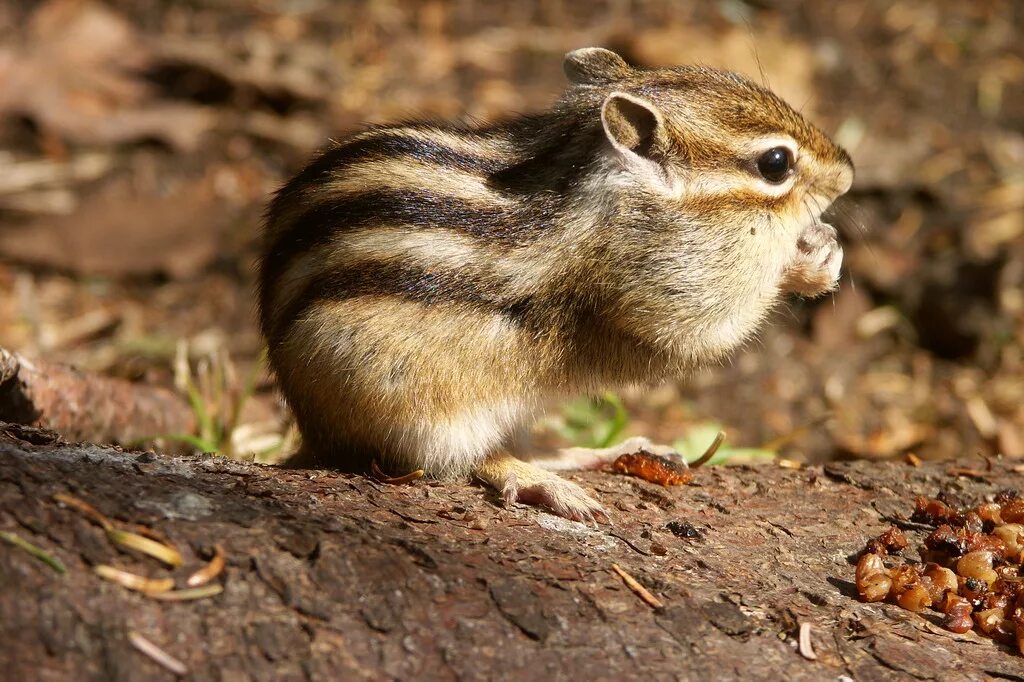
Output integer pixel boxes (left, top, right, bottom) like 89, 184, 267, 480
756, 147, 793, 184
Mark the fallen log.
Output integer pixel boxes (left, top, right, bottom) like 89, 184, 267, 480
0, 425, 1021, 680
0, 347, 195, 447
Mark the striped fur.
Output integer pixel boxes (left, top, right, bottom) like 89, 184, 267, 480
257, 48, 854, 488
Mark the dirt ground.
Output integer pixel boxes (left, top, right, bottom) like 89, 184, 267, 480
1, 1, 1022, 462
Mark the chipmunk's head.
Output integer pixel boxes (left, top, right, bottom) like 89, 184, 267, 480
562, 47, 854, 365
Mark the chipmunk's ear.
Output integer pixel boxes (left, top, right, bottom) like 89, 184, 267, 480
601, 92, 672, 189
601, 92, 664, 157
564, 47, 631, 85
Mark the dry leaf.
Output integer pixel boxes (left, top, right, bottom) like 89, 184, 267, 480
0, 0, 214, 150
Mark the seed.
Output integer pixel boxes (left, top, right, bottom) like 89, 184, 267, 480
975, 608, 1006, 636
994, 524, 1024, 555
924, 524, 967, 556
854, 491, 1024, 650
856, 553, 885, 580
889, 564, 920, 596
941, 594, 975, 634
860, 574, 893, 603
913, 496, 954, 525
993, 579, 1024, 602
976, 503, 1003, 525
965, 532, 1009, 559
1001, 500, 1024, 524
963, 512, 984, 534
944, 609, 975, 633
938, 590, 964, 614
865, 526, 908, 556
896, 582, 932, 612
984, 593, 1010, 611
958, 551, 998, 586
855, 553, 891, 603
960, 575, 989, 603
922, 564, 958, 602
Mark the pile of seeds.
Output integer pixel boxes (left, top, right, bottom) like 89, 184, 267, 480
855, 491, 1024, 653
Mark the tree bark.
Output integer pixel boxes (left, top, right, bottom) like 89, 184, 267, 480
0, 425, 1020, 681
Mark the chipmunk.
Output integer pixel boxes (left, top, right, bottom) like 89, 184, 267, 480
258, 47, 853, 522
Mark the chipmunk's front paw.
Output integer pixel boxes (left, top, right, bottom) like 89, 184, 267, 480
780, 222, 843, 297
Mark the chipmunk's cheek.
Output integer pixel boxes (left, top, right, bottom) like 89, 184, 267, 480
779, 222, 843, 297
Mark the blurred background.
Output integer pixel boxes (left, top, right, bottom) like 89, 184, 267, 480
0, 0, 1021, 464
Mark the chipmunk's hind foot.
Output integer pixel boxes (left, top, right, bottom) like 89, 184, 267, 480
474, 453, 609, 524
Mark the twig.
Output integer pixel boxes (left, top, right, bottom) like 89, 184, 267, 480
128, 631, 188, 677
0, 531, 66, 574
121, 523, 175, 547
880, 515, 934, 532
388, 507, 439, 524
608, 531, 651, 556
610, 563, 663, 609
55, 494, 184, 566
364, 493, 438, 524
0, 152, 113, 195
688, 431, 726, 469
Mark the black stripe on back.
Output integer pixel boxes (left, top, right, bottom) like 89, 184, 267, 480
260, 188, 557, 316
261, 127, 511, 266
281, 129, 506, 193
268, 259, 536, 344
486, 109, 604, 195
258, 119, 571, 337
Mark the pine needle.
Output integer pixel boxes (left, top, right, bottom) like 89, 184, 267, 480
0, 531, 66, 574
